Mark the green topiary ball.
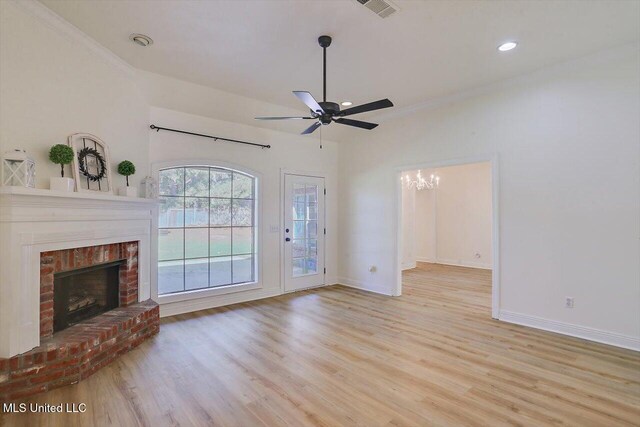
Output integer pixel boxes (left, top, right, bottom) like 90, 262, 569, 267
49, 144, 74, 165
117, 160, 136, 186
49, 144, 74, 177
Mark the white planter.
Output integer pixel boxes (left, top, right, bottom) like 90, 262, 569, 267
49, 177, 75, 192
118, 186, 138, 197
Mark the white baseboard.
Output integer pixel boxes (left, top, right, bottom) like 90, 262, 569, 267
337, 277, 396, 296
401, 260, 417, 270
428, 258, 492, 270
160, 279, 339, 318
415, 257, 436, 263
160, 287, 282, 317
499, 310, 640, 352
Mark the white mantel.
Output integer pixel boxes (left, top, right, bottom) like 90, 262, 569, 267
0, 186, 158, 358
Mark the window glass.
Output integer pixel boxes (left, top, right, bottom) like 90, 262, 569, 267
158, 166, 257, 295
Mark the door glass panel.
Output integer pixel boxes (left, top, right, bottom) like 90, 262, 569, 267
292, 240, 306, 258
293, 202, 306, 220
292, 221, 305, 238
306, 239, 317, 257
290, 182, 322, 278
306, 257, 318, 274
307, 203, 318, 220
293, 184, 305, 204
306, 185, 317, 204
306, 221, 317, 238
292, 258, 305, 276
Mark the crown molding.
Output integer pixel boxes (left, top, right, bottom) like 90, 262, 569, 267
8, 0, 135, 77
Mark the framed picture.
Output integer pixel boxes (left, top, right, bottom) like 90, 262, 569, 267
67, 133, 113, 194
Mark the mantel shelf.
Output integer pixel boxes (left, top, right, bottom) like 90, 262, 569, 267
0, 186, 158, 205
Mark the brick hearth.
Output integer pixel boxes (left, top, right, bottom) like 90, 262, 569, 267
0, 241, 159, 403
0, 300, 158, 402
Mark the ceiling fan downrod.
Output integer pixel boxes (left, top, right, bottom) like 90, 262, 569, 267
318, 35, 332, 103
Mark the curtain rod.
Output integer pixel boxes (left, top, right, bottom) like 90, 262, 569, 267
150, 125, 271, 149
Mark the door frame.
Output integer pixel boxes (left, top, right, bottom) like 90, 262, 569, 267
394, 154, 500, 318
280, 169, 328, 293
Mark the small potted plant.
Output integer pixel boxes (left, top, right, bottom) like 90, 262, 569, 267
48, 144, 75, 192
117, 160, 137, 197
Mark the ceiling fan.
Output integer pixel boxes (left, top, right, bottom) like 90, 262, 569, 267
255, 35, 394, 135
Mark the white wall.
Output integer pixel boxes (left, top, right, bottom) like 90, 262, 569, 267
411, 162, 492, 269
436, 163, 492, 268
145, 99, 339, 316
401, 182, 416, 270
338, 44, 640, 348
414, 170, 437, 263
0, 1, 149, 190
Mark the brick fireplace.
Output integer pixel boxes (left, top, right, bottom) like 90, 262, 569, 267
40, 242, 140, 337
0, 187, 159, 402
0, 242, 159, 402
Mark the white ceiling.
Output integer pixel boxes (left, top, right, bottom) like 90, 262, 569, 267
40, 0, 640, 133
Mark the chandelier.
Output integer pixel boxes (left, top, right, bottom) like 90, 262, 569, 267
402, 170, 439, 190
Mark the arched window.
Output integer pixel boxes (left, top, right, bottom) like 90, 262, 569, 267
157, 166, 257, 295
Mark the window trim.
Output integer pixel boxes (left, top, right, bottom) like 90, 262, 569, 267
151, 159, 262, 304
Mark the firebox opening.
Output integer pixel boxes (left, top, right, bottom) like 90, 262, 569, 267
53, 260, 124, 333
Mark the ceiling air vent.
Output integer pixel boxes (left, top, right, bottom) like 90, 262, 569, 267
356, 0, 400, 18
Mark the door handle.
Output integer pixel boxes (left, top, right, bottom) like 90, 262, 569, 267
285, 237, 291, 242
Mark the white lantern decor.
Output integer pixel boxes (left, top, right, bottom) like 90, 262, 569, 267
2, 149, 36, 188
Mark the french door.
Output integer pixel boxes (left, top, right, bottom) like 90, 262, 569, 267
283, 174, 325, 292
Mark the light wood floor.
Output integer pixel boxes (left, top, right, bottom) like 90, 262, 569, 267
2, 263, 639, 426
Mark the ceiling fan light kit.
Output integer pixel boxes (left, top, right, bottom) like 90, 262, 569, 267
256, 35, 394, 135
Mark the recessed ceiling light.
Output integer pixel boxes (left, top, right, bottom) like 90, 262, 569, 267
497, 41, 517, 52
129, 33, 153, 47
341, 101, 353, 107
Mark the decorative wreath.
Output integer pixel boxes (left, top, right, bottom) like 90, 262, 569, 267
77, 147, 107, 182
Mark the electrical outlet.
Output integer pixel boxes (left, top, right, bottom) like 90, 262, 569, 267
565, 297, 574, 308
369, 265, 377, 273
475, 252, 481, 259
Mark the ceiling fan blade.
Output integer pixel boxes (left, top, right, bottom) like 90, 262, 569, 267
334, 118, 379, 130
255, 116, 315, 120
339, 99, 394, 117
301, 121, 322, 135
293, 91, 325, 114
